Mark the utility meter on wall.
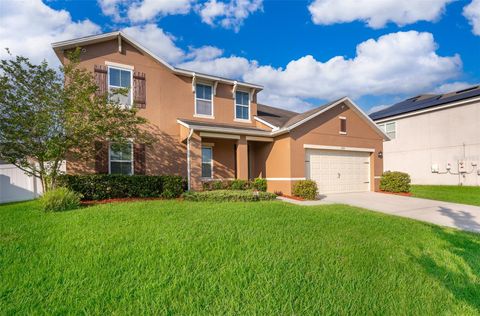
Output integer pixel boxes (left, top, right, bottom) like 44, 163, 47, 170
458, 161, 466, 173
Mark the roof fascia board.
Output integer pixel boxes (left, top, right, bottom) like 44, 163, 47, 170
51, 32, 263, 90
373, 96, 480, 123
343, 98, 390, 141
253, 116, 279, 131
174, 68, 263, 90
274, 97, 389, 140
286, 98, 348, 132
176, 120, 272, 136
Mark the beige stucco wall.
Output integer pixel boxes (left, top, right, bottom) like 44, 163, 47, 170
380, 100, 480, 186
63, 39, 258, 178
252, 103, 384, 195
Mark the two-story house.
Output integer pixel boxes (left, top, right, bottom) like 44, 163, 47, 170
370, 86, 480, 186
51, 31, 388, 195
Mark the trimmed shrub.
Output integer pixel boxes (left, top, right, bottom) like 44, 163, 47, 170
182, 190, 277, 202
380, 171, 411, 193
251, 178, 267, 192
230, 179, 249, 190
161, 176, 185, 198
203, 180, 226, 191
40, 187, 82, 212
57, 175, 185, 200
292, 180, 318, 200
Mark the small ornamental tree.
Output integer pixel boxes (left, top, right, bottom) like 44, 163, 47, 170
0, 49, 151, 192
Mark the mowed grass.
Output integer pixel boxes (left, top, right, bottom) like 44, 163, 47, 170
411, 185, 480, 206
1, 200, 480, 315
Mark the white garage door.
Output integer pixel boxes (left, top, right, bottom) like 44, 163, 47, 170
306, 149, 371, 194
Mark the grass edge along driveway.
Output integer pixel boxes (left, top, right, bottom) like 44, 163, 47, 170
1, 200, 479, 314
411, 185, 480, 206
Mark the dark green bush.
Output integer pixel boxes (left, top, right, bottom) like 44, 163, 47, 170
202, 179, 268, 191
230, 179, 248, 190
182, 190, 277, 202
292, 180, 318, 200
251, 178, 267, 192
40, 187, 82, 212
380, 171, 411, 193
57, 175, 185, 200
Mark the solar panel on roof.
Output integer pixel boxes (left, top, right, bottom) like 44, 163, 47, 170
369, 86, 480, 120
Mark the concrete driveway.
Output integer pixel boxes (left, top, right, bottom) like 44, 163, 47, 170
279, 192, 480, 233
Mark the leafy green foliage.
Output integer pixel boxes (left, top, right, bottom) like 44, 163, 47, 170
202, 178, 267, 192
230, 179, 248, 190
0, 49, 151, 192
380, 171, 411, 193
182, 190, 276, 202
251, 178, 267, 192
292, 180, 318, 200
57, 175, 184, 200
1, 200, 479, 314
40, 187, 82, 212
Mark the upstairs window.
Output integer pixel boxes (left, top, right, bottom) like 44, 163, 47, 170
109, 142, 133, 175
339, 117, 347, 134
108, 66, 132, 107
378, 122, 396, 139
201, 146, 213, 178
195, 84, 213, 117
235, 91, 250, 120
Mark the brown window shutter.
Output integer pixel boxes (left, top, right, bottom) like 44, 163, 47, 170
94, 141, 109, 174
134, 143, 146, 175
94, 65, 108, 97
133, 71, 146, 109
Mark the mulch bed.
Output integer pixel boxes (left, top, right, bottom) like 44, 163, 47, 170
81, 197, 168, 205
278, 194, 305, 201
378, 190, 412, 197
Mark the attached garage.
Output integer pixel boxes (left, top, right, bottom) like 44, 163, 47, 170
305, 147, 372, 194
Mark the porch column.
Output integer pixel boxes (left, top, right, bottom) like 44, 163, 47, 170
236, 136, 248, 180
189, 131, 203, 190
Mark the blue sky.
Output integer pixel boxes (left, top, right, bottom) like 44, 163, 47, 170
1, 0, 479, 113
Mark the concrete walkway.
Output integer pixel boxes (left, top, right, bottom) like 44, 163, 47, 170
278, 192, 480, 233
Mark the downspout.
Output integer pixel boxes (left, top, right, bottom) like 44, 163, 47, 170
186, 128, 194, 191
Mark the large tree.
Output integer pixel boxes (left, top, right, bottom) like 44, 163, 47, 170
0, 49, 151, 192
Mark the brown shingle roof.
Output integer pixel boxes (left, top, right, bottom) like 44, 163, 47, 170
256, 98, 345, 129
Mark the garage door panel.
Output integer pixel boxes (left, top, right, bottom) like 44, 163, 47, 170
306, 149, 370, 194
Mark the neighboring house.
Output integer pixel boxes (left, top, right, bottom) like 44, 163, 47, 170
51, 32, 387, 195
370, 86, 480, 186
0, 160, 42, 203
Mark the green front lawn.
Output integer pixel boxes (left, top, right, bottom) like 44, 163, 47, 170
411, 185, 480, 206
1, 200, 479, 314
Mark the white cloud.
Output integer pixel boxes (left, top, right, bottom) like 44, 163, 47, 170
464, 0, 480, 35
185, 46, 224, 61
368, 104, 390, 114
0, 0, 101, 66
127, 0, 193, 23
97, 0, 126, 22
198, 0, 263, 32
431, 81, 476, 94
178, 56, 257, 79
122, 24, 185, 63
308, 0, 454, 28
242, 31, 461, 108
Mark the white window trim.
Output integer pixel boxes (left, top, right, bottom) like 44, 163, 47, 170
107, 65, 134, 108
234, 90, 251, 122
201, 146, 213, 179
195, 83, 214, 119
339, 117, 347, 135
108, 142, 134, 175
378, 121, 396, 139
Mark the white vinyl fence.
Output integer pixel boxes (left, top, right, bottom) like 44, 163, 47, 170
0, 164, 43, 203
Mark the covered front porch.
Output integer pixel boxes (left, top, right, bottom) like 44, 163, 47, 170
178, 120, 273, 190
